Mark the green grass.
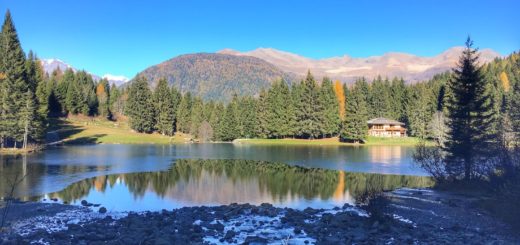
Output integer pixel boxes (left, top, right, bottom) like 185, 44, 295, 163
50, 116, 430, 146
51, 116, 190, 145
235, 136, 429, 146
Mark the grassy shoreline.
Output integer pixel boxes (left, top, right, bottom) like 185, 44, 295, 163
49, 116, 189, 145
36, 116, 430, 147
234, 136, 429, 146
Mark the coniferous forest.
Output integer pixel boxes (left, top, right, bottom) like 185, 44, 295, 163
1, 10, 520, 150
1, 2, 520, 243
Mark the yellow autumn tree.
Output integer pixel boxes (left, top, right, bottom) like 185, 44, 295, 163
334, 80, 345, 120
500, 71, 510, 92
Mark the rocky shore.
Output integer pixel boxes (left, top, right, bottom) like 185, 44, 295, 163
1, 188, 519, 244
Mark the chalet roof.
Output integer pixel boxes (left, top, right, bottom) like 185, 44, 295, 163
367, 117, 405, 126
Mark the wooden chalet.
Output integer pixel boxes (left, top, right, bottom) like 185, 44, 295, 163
367, 118, 407, 137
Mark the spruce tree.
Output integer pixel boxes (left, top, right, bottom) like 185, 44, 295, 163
20, 90, 39, 148
210, 102, 225, 141
176, 92, 192, 134
320, 77, 340, 137
189, 98, 204, 137
407, 84, 434, 138
255, 89, 270, 138
444, 38, 496, 180
341, 80, 369, 143
153, 79, 175, 135
125, 76, 155, 133
0, 10, 28, 147
220, 99, 239, 141
296, 71, 323, 139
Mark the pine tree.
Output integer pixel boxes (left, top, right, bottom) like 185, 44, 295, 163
407, 84, 433, 139
0, 10, 28, 147
296, 71, 323, 139
239, 96, 257, 138
369, 76, 391, 118
255, 89, 269, 138
220, 99, 239, 141
189, 98, 204, 136
210, 102, 225, 141
341, 80, 369, 143
176, 92, 192, 134
20, 90, 39, 148
125, 76, 155, 133
444, 38, 496, 180
320, 77, 340, 137
153, 79, 175, 135
57, 69, 74, 114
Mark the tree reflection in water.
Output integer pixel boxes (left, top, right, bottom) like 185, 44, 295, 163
49, 159, 433, 209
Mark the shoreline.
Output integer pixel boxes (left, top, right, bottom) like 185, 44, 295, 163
1, 188, 518, 244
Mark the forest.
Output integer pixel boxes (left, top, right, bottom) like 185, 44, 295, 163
1, 9, 520, 149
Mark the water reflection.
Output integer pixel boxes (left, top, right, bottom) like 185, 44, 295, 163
47, 159, 433, 211
1, 144, 425, 199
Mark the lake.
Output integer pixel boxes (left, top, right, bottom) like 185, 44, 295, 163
0, 144, 430, 211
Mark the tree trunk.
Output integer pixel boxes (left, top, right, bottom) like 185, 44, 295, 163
23, 120, 29, 149
464, 156, 471, 180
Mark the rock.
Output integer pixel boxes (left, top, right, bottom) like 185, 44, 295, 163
244, 236, 268, 244
81, 200, 88, 206
224, 230, 236, 240
294, 228, 302, 234
372, 221, 380, 229
98, 207, 107, 214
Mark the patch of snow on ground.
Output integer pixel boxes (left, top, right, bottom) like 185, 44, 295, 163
203, 213, 316, 245
392, 214, 417, 228
12, 208, 127, 237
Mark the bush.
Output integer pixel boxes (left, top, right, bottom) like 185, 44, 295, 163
413, 142, 448, 182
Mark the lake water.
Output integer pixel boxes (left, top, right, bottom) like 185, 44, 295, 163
0, 144, 430, 211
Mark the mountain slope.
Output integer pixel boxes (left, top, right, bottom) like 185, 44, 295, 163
219, 47, 501, 83
135, 53, 296, 101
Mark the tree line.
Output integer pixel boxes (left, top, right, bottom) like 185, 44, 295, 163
2, 10, 519, 152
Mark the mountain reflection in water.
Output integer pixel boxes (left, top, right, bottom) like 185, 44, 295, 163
46, 159, 433, 211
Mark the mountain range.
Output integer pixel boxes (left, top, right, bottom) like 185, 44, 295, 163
218, 47, 500, 83
40, 59, 129, 86
41, 47, 501, 101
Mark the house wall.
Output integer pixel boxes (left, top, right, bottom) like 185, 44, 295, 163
368, 124, 406, 137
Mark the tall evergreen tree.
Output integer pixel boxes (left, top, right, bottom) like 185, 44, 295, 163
444, 38, 496, 180
296, 71, 323, 139
0, 10, 28, 147
125, 76, 155, 133
176, 92, 192, 134
341, 80, 369, 143
407, 84, 434, 138
320, 77, 340, 137
220, 98, 239, 141
154, 79, 175, 135
255, 89, 269, 138
189, 98, 204, 136
210, 102, 225, 141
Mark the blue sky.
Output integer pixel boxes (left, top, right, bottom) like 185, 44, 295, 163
1, 0, 518, 78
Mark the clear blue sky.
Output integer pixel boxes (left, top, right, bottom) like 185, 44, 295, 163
1, 0, 518, 78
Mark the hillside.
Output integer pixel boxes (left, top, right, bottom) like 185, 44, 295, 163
219, 47, 501, 83
134, 53, 296, 101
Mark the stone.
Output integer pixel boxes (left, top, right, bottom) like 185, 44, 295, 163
224, 230, 236, 240
98, 207, 107, 214
81, 200, 88, 206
